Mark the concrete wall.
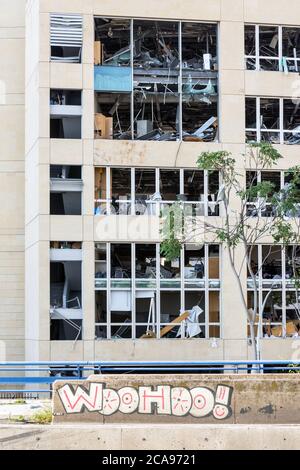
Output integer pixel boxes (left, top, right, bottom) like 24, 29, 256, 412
0, 0, 25, 361
53, 374, 300, 425
1, 423, 300, 450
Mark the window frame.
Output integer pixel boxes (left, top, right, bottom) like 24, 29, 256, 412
94, 242, 222, 340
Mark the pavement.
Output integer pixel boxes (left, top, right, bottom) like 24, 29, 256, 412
0, 423, 300, 450
0, 400, 51, 423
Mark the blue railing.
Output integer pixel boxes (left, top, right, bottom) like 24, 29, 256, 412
0, 360, 299, 395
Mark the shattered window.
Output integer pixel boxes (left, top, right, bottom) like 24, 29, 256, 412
94, 17, 218, 141
133, 20, 179, 70
133, 20, 180, 140
259, 26, 279, 71
94, 18, 131, 66
245, 24, 300, 73
184, 170, 204, 201
135, 169, 156, 215
95, 243, 221, 339
245, 97, 257, 142
246, 96, 300, 145
246, 170, 281, 217
111, 168, 132, 214
245, 25, 256, 70
181, 22, 218, 141
260, 98, 280, 133
159, 169, 180, 201
182, 23, 217, 71
95, 93, 131, 140
282, 27, 300, 72
283, 99, 300, 144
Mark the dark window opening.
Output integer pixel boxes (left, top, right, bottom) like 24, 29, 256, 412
50, 261, 82, 341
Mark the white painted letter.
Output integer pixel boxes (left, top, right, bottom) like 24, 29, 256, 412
118, 387, 139, 414
171, 387, 192, 416
189, 387, 214, 418
138, 386, 171, 415
100, 388, 120, 415
58, 383, 103, 413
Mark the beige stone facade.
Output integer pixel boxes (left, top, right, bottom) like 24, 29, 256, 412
2, 0, 300, 362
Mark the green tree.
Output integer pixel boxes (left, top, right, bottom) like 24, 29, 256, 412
161, 143, 300, 361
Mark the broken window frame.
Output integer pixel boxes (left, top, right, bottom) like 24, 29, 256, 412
247, 244, 300, 338
246, 96, 300, 145
94, 242, 221, 340
246, 170, 282, 217
94, 17, 219, 142
245, 24, 300, 73
246, 170, 300, 217
94, 167, 221, 216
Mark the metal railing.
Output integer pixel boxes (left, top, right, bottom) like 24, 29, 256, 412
0, 360, 299, 395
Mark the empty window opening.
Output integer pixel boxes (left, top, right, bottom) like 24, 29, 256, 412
95, 243, 107, 288
245, 96, 300, 145
160, 291, 181, 338
94, 18, 131, 66
94, 167, 220, 216
136, 244, 156, 279
50, 165, 81, 179
208, 171, 220, 216
159, 169, 180, 201
135, 293, 156, 338
246, 245, 300, 339
50, 165, 82, 215
185, 292, 206, 338
94, 17, 218, 141
135, 169, 156, 215
50, 260, 82, 340
95, 291, 107, 339
111, 168, 131, 214
111, 243, 131, 279
160, 250, 181, 281
245, 25, 256, 70
95, 93, 131, 140
50, 89, 82, 139
94, 242, 221, 340
182, 22, 217, 71
184, 170, 204, 201
282, 27, 300, 72
245, 24, 300, 73
259, 26, 279, 71
246, 170, 300, 217
111, 289, 132, 338
283, 99, 300, 144
50, 14, 82, 63
185, 245, 205, 280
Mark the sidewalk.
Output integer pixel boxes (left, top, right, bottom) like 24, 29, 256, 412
0, 423, 300, 450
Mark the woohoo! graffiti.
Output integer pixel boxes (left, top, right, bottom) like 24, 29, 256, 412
58, 382, 233, 420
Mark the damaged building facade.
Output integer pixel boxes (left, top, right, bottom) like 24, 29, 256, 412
2, 0, 300, 363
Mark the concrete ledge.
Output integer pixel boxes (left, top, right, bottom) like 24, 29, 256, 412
0, 424, 300, 450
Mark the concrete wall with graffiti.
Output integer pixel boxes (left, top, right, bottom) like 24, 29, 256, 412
52, 374, 300, 424
58, 383, 232, 419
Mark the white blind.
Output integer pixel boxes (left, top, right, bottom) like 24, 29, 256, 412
50, 14, 83, 48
